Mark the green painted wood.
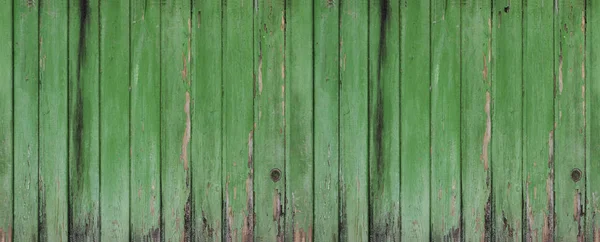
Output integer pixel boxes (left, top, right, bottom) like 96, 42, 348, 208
313, 0, 339, 240
160, 0, 192, 240
523, 0, 555, 240
68, 0, 101, 240
285, 0, 313, 240
0, 0, 12, 240
222, 0, 254, 240
192, 0, 222, 241
555, 0, 586, 240
587, 0, 600, 239
491, 0, 523, 240
400, 0, 430, 240
460, 0, 492, 240
253, 0, 286, 240
130, 0, 160, 240
39, 0, 68, 240
430, 0, 460, 240
13, 0, 39, 240
339, 0, 368, 240
368, 0, 400, 240
99, 0, 130, 239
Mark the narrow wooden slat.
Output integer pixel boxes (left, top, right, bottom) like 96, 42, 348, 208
99, 0, 130, 239
430, 0, 460, 240
555, 0, 586, 240
339, 0, 368, 240
130, 0, 160, 240
39, 0, 68, 240
13, 0, 39, 240
192, 0, 222, 240
400, 0, 430, 239
284, 0, 313, 240
68, 0, 100, 240
313, 0, 339, 240
160, 0, 192, 240
587, 0, 600, 239
460, 0, 492, 240
368, 0, 400, 240
0, 0, 13, 240
222, 0, 254, 240
253, 0, 286, 240
523, 0, 555, 240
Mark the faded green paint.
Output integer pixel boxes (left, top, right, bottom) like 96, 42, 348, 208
0, 0, 12, 240
587, 0, 600, 240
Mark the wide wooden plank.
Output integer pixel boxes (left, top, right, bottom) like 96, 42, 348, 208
555, 0, 586, 240
460, 0, 492, 240
253, 0, 286, 240
587, 0, 600, 239
0, 0, 12, 240
99, 0, 130, 239
313, 0, 339, 240
284, 0, 313, 240
130, 0, 161, 240
13, 0, 39, 240
430, 0, 460, 240
68, 0, 101, 240
339, 0, 368, 240
491, 0, 523, 240
39, 0, 68, 240
523, 0, 555, 241
222, 0, 254, 240
368, 0, 400, 240
400, 0, 430, 240
192, 0, 222, 240
161, 0, 192, 240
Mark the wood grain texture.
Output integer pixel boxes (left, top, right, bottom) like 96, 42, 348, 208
0, 0, 12, 241
587, 0, 600, 240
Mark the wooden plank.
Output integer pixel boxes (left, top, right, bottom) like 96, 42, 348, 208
39, 0, 68, 240
68, 0, 100, 240
253, 0, 286, 240
191, 0, 222, 240
313, 0, 339, 240
160, 0, 192, 240
460, 0, 492, 240
0, 0, 12, 240
555, 0, 586, 240
587, 0, 600, 239
368, 0, 400, 240
491, 0, 523, 240
400, 0, 430, 240
130, 0, 160, 240
13, 0, 39, 240
430, 0, 460, 240
523, 0, 555, 241
284, 0, 313, 240
99, 0, 129, 239
339, 0, 368, 240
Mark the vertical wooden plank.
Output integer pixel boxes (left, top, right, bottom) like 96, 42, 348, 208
192, 0, 222, 240
0, 0, 13, 240
523, 0, 555, 241
253, 0, 286, 240
460, 0, 492, 240
39, 0, 68, 240
222, 0, 254, 240
555, 0, 586, 240
284, 0, 313, 241
130, 0, 160, 240
160, 0, 192, 240
430, 0, 460, 240
313, 0, 339, 240
99, 0, 129, 239
68, 0, 100, 240
13, 0, 39, 240
587, 0, 600, 239
491, 0, 523, 240
368, 0, 400, 240
400, 0, 430, 240
339, 0, 368, 240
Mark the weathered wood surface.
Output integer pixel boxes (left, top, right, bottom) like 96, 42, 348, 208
1, 0, 600, 241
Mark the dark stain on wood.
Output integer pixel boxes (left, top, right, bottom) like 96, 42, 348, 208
374, 0, 388, 188
39, 181, 47, 242
131, 227, 160, 242
184, 194, 192, 241
484, 194, 492, 241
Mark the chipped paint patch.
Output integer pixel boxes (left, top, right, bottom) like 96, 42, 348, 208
258, 53, 263, 94
482, 91, 491, 170
559, 51, 563, 94
181, 92, 191, 170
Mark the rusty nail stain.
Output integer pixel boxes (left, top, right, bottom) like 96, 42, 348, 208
571, 168, 582, 182
270, 168, 281, 182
